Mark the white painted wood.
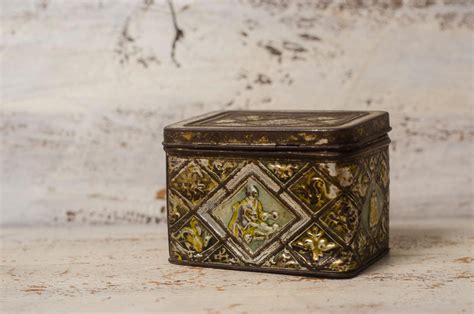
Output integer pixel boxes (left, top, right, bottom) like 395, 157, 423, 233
1, 1, 473, 225
1, 218, 472, 313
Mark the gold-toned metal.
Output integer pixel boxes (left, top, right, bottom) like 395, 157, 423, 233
163, 110, 391, 149
171, 161, 218, 206
167, 192, 190, 225
227, 184, 280, 243
171, 216, 217, 258
320, 198, 359, 244
199, 159, 242, 181
369, 192, 380, 228
262, 248, 304, 270
264, 162, 302, 182
327, 250, 358, 272
164, 111, 391, 278
212, 178, 297, 255
166, 146, 389, 277
289, 167, 339, 211
291, 225, 338, 263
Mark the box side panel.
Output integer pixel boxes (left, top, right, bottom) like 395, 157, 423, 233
165, 145, 389, 276
348, 146, 390, 267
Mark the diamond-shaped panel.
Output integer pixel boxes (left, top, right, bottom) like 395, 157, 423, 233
168, 156, 187, 174
262, 161, 304, 183
212, 177, 296, 255
171, 216, 218, 258
205, 245, 242, 265
290, 224, 340, 267
198, 159, 244, 181
377, 200, 389, 248
363, 184, 384, 234
262, 248, 305, 270
289, 167, 340, 213
351, 227, 369, 263
322, 248, 358, 272
168, 191, 190, 226
171, 161, 218, 207
319, 162, 359, 188
351, 166, 370, 201
367, 153, 380, 175
320, 197, 359, 245
378, 154, 389, 189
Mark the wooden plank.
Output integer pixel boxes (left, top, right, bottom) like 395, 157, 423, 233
1, 218, 472, 313
1, 1, 473, 225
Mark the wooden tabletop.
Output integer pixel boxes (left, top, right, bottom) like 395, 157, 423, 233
1, 218, 472, 313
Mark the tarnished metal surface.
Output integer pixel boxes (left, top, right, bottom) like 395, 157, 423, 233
163, 110, 391, 150
163, 111, 390, 277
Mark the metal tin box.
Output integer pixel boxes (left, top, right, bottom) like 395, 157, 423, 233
163, 111, 391, 278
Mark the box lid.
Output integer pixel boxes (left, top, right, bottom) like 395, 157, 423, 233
163, 110, 390, 151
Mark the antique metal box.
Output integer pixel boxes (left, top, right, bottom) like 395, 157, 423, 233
163, 111, 391, 278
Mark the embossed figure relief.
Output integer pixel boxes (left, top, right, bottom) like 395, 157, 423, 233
165, 111, 391, 277
228, 184, 280, 243
167, 146, 389, 275
213, 177, 296, 254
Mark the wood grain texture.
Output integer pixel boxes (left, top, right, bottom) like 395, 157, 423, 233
1, 0, 473, 225
1, 218, 472, 313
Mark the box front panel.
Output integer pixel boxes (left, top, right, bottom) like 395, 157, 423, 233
166, 146, 389, 276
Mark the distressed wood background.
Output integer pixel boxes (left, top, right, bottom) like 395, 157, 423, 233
1, 0, 473, 225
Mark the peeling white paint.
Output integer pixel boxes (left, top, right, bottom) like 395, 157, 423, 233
0, 0, 472, 225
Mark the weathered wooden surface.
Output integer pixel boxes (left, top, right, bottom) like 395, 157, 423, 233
1, 218, 472, 313
1, 0, 473, 225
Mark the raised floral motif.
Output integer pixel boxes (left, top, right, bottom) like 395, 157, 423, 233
206, 246, 241, 265
168, 192, 190, 225
289, 167, 339, 212
171, 161, 218, 206
263, 248, 304, 270
168, 156, 187, 173
379, 156, 389, 188
172, 216, 217, 257
263, 161, 302, 182
321, 198, 359, 244
352, 167, 370, 199
168, 146, 389, 275
291, 225, 338, 265
199, 159, 243, 180
326, 250, 358, 272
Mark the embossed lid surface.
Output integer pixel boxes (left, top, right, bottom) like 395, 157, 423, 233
163, 110, 390, 151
